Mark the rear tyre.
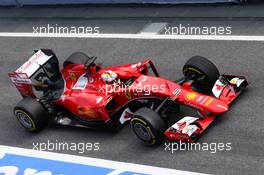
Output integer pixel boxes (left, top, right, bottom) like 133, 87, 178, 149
183, 56, 220, 93
14, 97, 48, 132
130, 107, 167, 145
63, 52, 91, 68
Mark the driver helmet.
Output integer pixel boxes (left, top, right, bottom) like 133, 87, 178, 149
101, 70, 117, 84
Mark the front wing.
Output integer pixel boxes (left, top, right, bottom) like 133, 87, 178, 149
164, 74, 248, 142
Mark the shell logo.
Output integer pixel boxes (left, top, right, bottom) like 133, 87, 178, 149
185, 92, 197, 101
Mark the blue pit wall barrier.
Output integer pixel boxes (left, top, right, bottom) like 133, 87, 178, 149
0, 0, 242, 6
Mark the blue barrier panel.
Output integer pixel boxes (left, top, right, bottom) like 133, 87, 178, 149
0, 145, 201, 175
0, 153, 115, 175
0, 0, 17, 5
2, 0, 240, 6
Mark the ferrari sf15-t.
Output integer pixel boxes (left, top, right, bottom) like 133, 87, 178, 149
9, 49, 248, 145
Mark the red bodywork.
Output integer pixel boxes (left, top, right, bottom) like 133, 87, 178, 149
54, 60, 247, 142
54, 60, 228, 121
9, 50, 248, 142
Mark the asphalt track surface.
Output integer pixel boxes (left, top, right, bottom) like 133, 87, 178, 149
0, 18, 264, 175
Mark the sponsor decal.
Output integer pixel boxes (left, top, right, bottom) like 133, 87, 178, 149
204, 98, 214, 106
230, 77, 238, 85
230, 77, 245, 87
212, 80, 224, 98
9, 73, 34, 96
124, 92, 132, 100
185, 92, 197, 101
200, 96, 209, 105
16, 50, 52, 77
69, 73, 77, 81
196, 96, 204, 103
10, 76, 32, 85
172, 88, 181, 97
182, 125, 198, 136
9, 73, 32, 85
171, 116, 199, 137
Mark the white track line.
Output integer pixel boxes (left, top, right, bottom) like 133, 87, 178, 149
139, 22, 168, 34
0, 145, 206, 175
0, 32, 264, 41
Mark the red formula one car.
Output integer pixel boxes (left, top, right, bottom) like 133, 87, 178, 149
9, 49, 248, 145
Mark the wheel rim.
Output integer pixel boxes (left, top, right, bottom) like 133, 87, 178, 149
15, 110, 33, 129
133, 122, 152, 141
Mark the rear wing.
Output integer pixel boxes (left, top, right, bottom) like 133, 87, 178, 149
8, 49, 53, 97
8, 72, 34, 97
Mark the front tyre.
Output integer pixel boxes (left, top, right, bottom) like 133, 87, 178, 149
130, 107, 167, 145
183, 56, 220, 93
14, 97, 49, 132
